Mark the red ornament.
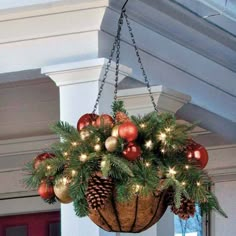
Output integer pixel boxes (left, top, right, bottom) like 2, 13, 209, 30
95, 114, 114, 128
123, 142, 141, 161
186, 141, 208, 169
34, 152, 55, 169
118, 121, 138, 142
77, 113, 98, 131
38, 181, 55, 199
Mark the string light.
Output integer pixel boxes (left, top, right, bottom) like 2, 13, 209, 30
140, 123, 146, 128
94, 144, 101, 152
197, 182, 201, 187
145, 140, 153, 149
80, 154, 88, 162
46, 165, 51, 170
168, 167, 177, 176
71, 170, 77, 177
80, 130, 90, 140
161, 148, 165, 153
158, 132, 167, 142
63, 152, 68, 157
145, 162, 150, 167
71, 142, 77, 147
165, 127, 172, 133
134, 184, 141, 193
182, 181, 186, 186
185, 165, 189, 170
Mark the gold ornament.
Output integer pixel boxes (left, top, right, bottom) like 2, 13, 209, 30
111, 125, 119, 138
80, 130, 90, 140
94, 144, 101, 152
105, 136, 118, 152
54, 178, 73, 204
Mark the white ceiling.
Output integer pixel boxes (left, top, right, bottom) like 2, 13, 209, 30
175, 0, 236, 34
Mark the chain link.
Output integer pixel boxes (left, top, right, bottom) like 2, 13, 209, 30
92, 10, 125, 113
124, 12, 158, 112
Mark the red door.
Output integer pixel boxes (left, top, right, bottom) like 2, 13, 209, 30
0, 211, 60, 236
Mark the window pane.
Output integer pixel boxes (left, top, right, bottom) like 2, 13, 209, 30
49, 222, 60, 236
174, 205, 202, 236
5, 225, 27, 236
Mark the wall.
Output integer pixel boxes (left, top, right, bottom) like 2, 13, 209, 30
0, 135, 60, 216
207, 145, 236, 236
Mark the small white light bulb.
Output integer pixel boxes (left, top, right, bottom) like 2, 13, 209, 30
80, 154, 88, 162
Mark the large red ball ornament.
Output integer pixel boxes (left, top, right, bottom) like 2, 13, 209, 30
118, 121, 138, 142
187, 141, 208, 169
38, 181, 55, 199
77, 113, 98, 131
123, 142, 141, 161
34, 152, 55, 169
95, 114, 114, 128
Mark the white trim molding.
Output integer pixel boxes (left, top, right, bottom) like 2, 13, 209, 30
42, 58, 132, 87
0, 134, 58, 158
118, 85, 191, 115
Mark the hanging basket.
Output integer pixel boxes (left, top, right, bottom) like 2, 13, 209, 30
89, 190, 169, 233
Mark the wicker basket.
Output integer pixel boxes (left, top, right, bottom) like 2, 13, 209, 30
88, 190, 168, 233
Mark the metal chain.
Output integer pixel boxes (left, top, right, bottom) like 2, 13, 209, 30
124, 12, 158, 112
114, 11, 123, 102
92, 11, 125, 113
93, 1, 157, 113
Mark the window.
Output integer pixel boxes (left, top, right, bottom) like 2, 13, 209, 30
5, 225, 27, 236
175, 205, 203, 236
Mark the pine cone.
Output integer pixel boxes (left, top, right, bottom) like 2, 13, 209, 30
86, 173, 113, 210
171, 196, 196, 220
115, 112, 130, 123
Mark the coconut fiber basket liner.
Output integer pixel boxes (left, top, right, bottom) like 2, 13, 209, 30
89, 190, 169, 233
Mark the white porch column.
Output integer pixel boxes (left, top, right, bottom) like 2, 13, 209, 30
42, 58, 131, 236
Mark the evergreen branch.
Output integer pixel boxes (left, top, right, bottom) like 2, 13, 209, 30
111, 100, 128, 116
73, 197, 89, 217
107, 154, 134, 179
201, 192, 227, 218
161, 177, 189, 208
51, 121, 79, 141
101, 155, 111, 178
